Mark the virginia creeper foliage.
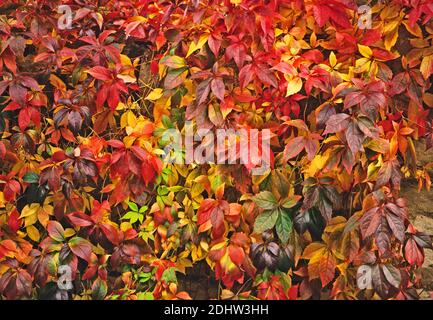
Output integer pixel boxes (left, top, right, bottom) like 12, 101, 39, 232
0, 0, 433, 300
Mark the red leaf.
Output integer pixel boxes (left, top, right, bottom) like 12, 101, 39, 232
211, 78, 225, 101
107, 140, 125, 149
345, 121, 364, 155
9, 83, 27, 105
69, 237, 92, 261
67, 212, 94, 227
15, 269, 32, 298
87, 66, 112, 81
283, 136, 305, 161
312, 0, 350, 29
195, 78, 211, 106
319, 252, 336, 287
4, 180, 21, 201
100, 223, 120, 246
107, 84, 120, 110
3, 101, 21, 111
18, 108, 31, 131
256, 64, 278, 88
7, 209, 21, 233
208, 34, 221, 57
225, 41, 247, 68
197, 199, 229, 239
323, 113, 350, 134
239, 64, 254, 89
0, 141, 5, 160
47, 221, 65, 242
164, 68, 187, 90
228, 245, 245, 266
405, 238, 424, 266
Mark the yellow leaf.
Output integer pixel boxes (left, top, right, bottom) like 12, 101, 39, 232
0, 192, 5, 208
324, 216, 346, 233
94, 12, 103, 29
423, 92, 433, 108
402, 20, 423, 38
117, 73, 136, 83
211, 241, 227, 251
384, 29, 399, 51
161, 55, 186, 69
329, 51, 337, 68
383, 19, 400, 34
120, 54, 133, 67
120, 222, 133, 232
221, 289, 235, 300
358, 44, 372, 58
380, 5, 399, 20
153, 96, 171, 124
64, 228, 76, 238
120, 110, 138, 129
302, 242, 327, 259
389, 132, 399, 157
20, 203, 40, 219
355, 58, 371, 73
127, 16, 147, 23
304, 154, 328, 178
365, 138, 390, 154
367, 156, 383, 181
49, 74, 66, 91
145, 88, 164, 101
220, 251, 237, 272
38, 204, 53, 228
420, 54, 433, 80
186, 34, 209, 58
27, 225, 40, 242
286, 77, 303, 97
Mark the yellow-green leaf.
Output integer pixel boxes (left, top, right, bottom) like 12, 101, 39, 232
186, 34, 209, 58
145, 88, 164, 101
27, 225, 40, 242
286, 77, 303, 97
358, 44, 372, 58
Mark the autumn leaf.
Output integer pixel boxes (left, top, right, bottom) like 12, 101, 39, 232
253, 191, 278, 210
420, 54, 433, 80
197, 199, 229, 239
69, 237, 92, 262
303, 242, 336, 287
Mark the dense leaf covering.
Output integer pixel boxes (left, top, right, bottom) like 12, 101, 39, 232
0, 0, 433, 300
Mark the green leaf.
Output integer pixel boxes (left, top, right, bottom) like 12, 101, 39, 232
137, 292, 154, 300
254, 209, 279, 233
128, 201, 138, 212
276, 209, 293, 244
92, 278, 108, 300
121, 211, 132, 219
168, 186, 183, 193
139, 272, 152, 283
161, 115, 173, 128
210, 175, 224, 193
139, 205, 148, 213
23, 172, 40, 184
47, 221, 65, 242
164, 68, 188, 90
161, 267, 177, 284
121, 211, 144, 224
160, 55, 186, 69
158, 186, 170, 196
254, 191, 278, 210
281, 195, 301, 209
